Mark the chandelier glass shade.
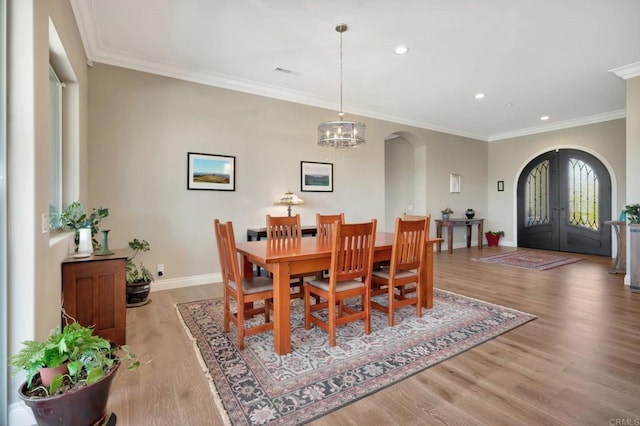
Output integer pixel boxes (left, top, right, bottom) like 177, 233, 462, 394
317, 120, 366, 148
317, 24, 366, 149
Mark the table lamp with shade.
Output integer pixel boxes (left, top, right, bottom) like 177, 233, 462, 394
274, 191, 305, 216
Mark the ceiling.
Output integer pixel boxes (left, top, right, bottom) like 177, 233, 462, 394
69, 0, 640, 141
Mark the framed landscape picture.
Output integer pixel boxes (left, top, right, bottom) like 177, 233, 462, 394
301, 161, 333, 192
187, 152, 235, 191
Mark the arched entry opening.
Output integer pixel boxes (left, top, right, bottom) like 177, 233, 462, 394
384, 132, 427, 232
517, 149, 611, 256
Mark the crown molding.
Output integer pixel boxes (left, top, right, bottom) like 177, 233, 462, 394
609, 61, 640, 80
72, 0, 627, 144
488, 110, 626, 142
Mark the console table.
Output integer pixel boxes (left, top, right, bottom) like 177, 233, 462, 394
435, 218, 484, 254
605, 220, 626, 274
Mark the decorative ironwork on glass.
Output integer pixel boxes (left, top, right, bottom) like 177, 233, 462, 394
568, 158, 599, 230
524, 160, 550, 227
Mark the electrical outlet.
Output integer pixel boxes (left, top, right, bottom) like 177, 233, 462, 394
41, 213, 49, 234
157, 264, 164, 277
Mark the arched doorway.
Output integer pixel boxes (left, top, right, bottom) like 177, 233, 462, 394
384, 132, 427, 233
517, 149, 611, 256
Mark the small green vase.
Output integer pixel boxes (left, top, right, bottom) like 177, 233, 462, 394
95, 229, 114, 256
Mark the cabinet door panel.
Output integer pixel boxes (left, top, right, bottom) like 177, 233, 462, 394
62, 256, 126, 345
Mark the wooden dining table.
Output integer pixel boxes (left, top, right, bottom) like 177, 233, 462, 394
236, 233, 441, 355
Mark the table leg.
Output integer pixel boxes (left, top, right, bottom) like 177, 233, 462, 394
478, 221, 483, 249
272, 262, 292, 355
421, 243, 434, 309
466, 224, 472, 248
447, 224, 453, 254
436, 224, 443, 252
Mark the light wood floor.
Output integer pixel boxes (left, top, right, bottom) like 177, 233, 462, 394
107, 247, 640, 425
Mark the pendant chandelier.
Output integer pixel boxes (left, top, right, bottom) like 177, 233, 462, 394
317, 24, 366, 149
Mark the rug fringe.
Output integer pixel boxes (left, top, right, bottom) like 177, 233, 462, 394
174, 303, 232, 426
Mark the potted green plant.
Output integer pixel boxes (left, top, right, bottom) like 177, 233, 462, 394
10, 321, 140, 425
623, 203, 640, 224
126, 238, 154, 307
58, 201, 109, 251
485, 230, 505, 247
441, 207, 454, 220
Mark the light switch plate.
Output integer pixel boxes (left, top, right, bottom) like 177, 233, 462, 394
41, 213, 49, 234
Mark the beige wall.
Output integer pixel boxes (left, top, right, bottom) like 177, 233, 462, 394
487, 119, 626, 245
7, 0, 89, 413
87, 64, 489, 277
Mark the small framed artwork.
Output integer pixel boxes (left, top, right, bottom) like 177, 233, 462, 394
301, 161, 333, 192
497, 180, 505, 192
187, 152, 235, 191
450, 174, 461, 193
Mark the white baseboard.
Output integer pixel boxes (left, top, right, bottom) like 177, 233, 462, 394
9, 401, 35, 426
149, 273, 222, 293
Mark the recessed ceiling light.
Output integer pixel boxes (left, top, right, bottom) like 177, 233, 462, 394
474, 93, 485, 99
506, 102, 514, 107
540, 115, 550, 121
394, 46, 409, 55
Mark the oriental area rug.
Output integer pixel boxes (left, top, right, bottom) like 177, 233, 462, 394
474, 250, 583, 271
176, 289, 535, 426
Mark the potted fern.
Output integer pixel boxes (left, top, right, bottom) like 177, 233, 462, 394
10, 321, 140, 425
126, 238, 154, 307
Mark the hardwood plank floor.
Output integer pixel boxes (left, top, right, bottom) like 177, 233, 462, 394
107, 247, 640, 425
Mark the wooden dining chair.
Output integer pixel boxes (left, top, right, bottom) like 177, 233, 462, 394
371, 217, 427, 327
402, 212, 431, 237
315, 213, 345, 278
304, 219, 377, 347
316, 213, 345, 240
397, 213, 431, 296
214, 219, 274, 350
266, 214, 306, 299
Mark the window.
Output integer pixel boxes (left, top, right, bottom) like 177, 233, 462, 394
49, 65, 62, 229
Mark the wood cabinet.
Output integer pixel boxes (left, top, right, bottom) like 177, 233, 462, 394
62, 249, 128, 345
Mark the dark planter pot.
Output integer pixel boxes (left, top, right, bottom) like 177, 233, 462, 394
126, 281, 151, 307
18, 363, 119, 426
485, 233, 501, 247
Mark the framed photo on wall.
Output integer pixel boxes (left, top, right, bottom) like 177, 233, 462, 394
301, 161, 333, 192
450, 173, 461, 193
187, 152, 235, 191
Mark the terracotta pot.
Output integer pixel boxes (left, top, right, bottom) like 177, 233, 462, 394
19, 363, 119, 426
39, 364, 69, 388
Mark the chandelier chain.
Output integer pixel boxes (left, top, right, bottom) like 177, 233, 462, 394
339, 27, 344, 118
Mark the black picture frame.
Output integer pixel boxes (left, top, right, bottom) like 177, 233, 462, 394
301, 161, 333, 192
497, 180, 504, 192
187, 152, 236, 191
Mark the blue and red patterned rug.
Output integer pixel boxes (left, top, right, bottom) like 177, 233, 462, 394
176, 289, 535, 425
475, 250, 583, 270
